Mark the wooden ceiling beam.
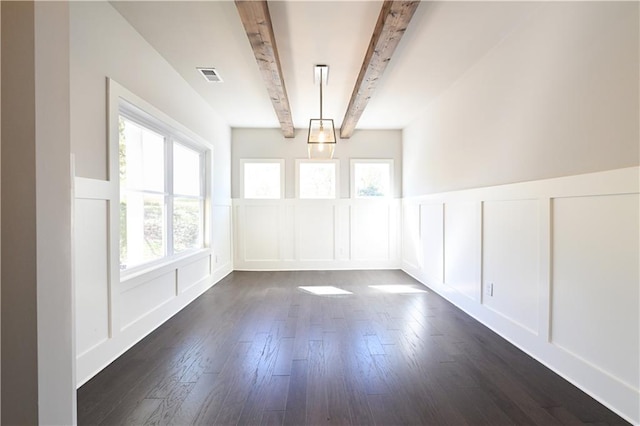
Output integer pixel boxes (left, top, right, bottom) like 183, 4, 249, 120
340, 1, 420, 138
235, 1, 295, 138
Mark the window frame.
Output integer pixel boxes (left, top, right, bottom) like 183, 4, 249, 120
350, 159, 394, 199
117, 98, 211, 277
295, 159, 340, 199
240, 158, 285, 199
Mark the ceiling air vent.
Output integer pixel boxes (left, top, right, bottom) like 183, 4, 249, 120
197, 67, 223, 83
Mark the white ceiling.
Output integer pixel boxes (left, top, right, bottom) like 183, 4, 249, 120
111, 1, 541, 132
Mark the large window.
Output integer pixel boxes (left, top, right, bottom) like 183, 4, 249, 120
296, 159, 339, 199
350, 159, 393, 198
241, 159, 284, 199
119, 107, 206, 272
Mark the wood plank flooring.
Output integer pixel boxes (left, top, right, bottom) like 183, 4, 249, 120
78, 270, 629, 425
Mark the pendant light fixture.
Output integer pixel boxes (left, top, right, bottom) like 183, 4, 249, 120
307, 65, 336, 159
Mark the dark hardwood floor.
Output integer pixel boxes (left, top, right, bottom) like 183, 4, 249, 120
78, 270, 629, 425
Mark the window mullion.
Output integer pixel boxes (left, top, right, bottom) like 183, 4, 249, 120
166, 137, 174, 257
200, 152, 206, 249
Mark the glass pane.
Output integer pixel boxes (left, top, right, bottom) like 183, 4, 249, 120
120, 117, 165, 193
244, 162, 281, 199
174, 142, 202, 196
308, 142, 335, 160
299, 162, 336, 199
173, 198, 203, 253
354, 163, 390, 198
120, 193, 165, 269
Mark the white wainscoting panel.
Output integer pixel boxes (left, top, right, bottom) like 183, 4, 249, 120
75, 198, 110, 356
213, 204, 233, 266
551, 194, 639, 390
420, 203, 444, 286
120, 272, 175, 330
444, 202, 481, 301
483, 199, 539, 334
402, 202, 421, 270
336, 205, 351, 260
178, 256, 211, 293
401, 167, 640, 424
234, 199, 400, 270
351, 203, 390, 261
74, 177, 233, 387
243, 204, 280, 261
296, 203, 335, 261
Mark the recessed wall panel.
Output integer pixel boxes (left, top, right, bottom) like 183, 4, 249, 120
281, 203, 296, 261
483, 199, 539, 333
402, 202, 420, 269
75, 199, 111, 355
444, 202, 480, 300
352, 204, 389, 261
420, 203, 444, 285
296, 203, 335, 261
244, 205, 280, 261
120, 272, 175, 329
178, 256, 210, 293
213, 205, 232, 265
336, 205, 351, 260
552, 194, 639, 389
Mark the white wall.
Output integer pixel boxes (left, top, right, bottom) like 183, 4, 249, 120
35, 3, 75, 423
70, 1, 233, 386
234, 198, 400, 270
402, 168, 639, 424
401, 2, 640, 423
232, 128, 402, 271
232, 128, 402, 199
403, 2, 639, 196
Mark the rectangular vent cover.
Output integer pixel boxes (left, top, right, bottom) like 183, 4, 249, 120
198, 67, 223, 83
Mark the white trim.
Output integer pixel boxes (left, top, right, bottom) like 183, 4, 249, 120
75, 78, 231, 388
239, 158, 285, 199
113, 83, 213, 151
401, 166, 640, 425
233, 197, 401, 270
350, 158, 394, 199
295, 158, 340, 199
110, 80, 211, 277
402, 166, 638, 203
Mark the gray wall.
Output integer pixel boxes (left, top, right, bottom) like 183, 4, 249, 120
1, 3, 38, 423
403, 2, 639, 196
70, 1, 231, 200
232, 128, 402, 199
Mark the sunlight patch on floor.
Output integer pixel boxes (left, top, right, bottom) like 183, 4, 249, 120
369, 284, 427, 294
298, 286, 353, 295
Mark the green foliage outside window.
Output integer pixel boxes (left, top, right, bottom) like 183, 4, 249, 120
119, 114, 205, 271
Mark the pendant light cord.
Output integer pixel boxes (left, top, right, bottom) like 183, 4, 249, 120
319, 68, 323, 120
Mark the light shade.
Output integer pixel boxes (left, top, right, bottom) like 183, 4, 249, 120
307, 118, 336, 159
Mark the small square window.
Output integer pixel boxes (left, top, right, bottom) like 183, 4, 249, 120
351, 160, 393, 198
296, 159, 339, 199
241, 159, 284, 199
